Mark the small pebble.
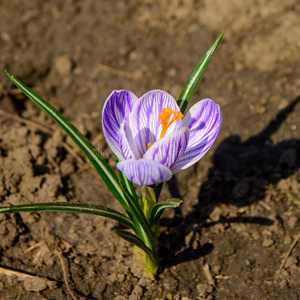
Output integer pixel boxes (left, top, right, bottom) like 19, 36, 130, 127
251, 230, 261, 240
285, 256, 297, 269
262, 238, 274, 247
54, 55, 72, 75
60, 159, 75, 175
210, 206, 222, 222
167, 293, 173, 300
23, 277, 48, 292
129, 284, 143, 300
262, 229, 272, 238
287, 215, 298, 229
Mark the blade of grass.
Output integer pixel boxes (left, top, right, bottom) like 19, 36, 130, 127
0, 202, 135, 230
154, 183, 163, 202
177, 31, 224, 114
149, 199, 182, 226
120, 182, 155, 252
5, 71, 130, 214
156, 32, 224, 202
116, 158, 138, 205
118, 170, 139, 203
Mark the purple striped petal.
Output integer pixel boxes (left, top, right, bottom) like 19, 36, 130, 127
102, 90, 138, 158
118, 122, 136, 160
129, 90, 181, 156
171, 99, 221, 173
117, 159, 172, 186
143, 127, 190, 168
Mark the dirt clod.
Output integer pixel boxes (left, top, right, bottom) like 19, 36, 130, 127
262, 238, 274, 248
54, 55, 72, 76
0, 1, 299, 299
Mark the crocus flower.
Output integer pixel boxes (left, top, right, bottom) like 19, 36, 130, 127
102, 90, 221, 186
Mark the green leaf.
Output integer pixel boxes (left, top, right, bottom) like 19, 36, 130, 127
149, 198, 182, 226
177, 31, 224, 114
154, 183, 164, 202
140, 186, 156, 220
119, 182, 155, 251
114, 230, 156, 263
5, 71, 130, 213
116, 157, 138, 205
0, 202, 135, 230
154, 32, 225, 202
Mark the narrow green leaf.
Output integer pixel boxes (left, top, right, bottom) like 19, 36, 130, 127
114, 230, 156, 263
149, 198, 182, 226
119, 182, 155, 251
116, 158, 138, 205
0, 202, 135, 230
154, 183, 164, 202
5, 71, 130, 213
177, 31, 224, 114
140, 186, 156, 220
154, 32, 224, 202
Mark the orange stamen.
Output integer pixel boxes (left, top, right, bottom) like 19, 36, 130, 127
147, 143, 152, 150
158, 108, 183, 138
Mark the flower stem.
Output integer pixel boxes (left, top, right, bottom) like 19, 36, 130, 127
134, 246, 158, 280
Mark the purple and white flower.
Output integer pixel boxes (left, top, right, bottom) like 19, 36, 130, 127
102, 90, 221, 186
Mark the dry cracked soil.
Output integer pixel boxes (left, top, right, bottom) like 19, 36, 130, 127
0, 1, 299, 299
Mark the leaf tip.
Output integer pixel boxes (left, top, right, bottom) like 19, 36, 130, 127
4, 69, 12, 78
173, 198, 183, 207
217, 30, 225, 42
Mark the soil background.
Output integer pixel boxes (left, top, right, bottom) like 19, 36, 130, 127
0, 1, 299, 299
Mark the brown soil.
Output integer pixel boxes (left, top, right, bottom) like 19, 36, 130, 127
0, 1, 299, 299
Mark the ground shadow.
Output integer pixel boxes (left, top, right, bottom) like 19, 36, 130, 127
159, 96, 300, 269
